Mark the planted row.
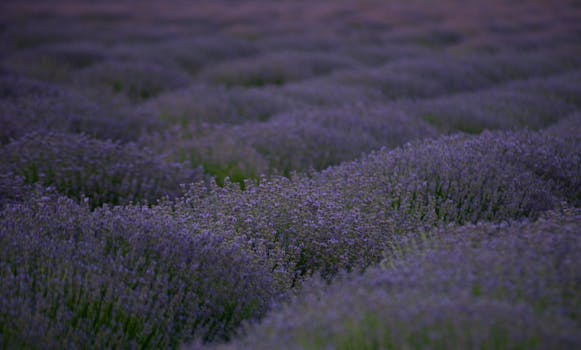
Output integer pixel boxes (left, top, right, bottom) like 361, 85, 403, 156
0, 76, 161, 143
207, 208, 581, 350
0, 132, 199, 208
169, 128, 580, 283
0, 195, 288, 349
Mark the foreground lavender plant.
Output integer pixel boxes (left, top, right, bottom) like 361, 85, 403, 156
204, 209, 581, 350
0, 195, 287, 348
318, 129, 577, 227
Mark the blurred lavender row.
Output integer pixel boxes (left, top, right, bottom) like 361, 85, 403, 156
0, 132, 201, 208
0, 195, 286, 348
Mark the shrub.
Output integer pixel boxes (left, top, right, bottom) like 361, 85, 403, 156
206, 209, 581, 350
142, 125, 269, 187
0, 132, 198, 208
172, 129, 579, 283
2, 42, 106, 82
198, 51, 358, 87
0, 76, 162, 142
402, 82, 575, 133
0, 195, 285, 348
514, 70, 581, 107
74, 61, 190, 102
239, 104, 439, 173
140, 84, 294, 126
319, 130, 567, 229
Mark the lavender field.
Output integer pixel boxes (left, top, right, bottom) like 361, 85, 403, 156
1, 0, 580, 349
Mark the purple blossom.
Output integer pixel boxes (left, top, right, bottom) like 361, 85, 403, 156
0, 195, 287, 348
0, 132, 199, 208
0, 76, 162, 142
207, 209, 581, 350
197, 51, 358, 87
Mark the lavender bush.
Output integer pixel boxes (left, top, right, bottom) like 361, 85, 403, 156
207, 209, 581, 350
317, 130, 572, 225
0, 76, 161, 142
2, 42, 106, 82
401, 77, 576, 133
141, 84, 295, 126
238, 104, 439, 174
0, 132, 198, 208
142, 124, 270, 186
169, 129, 579, 284
74, 61, 190, 102
0, 194, 286, 348
197, 51, 358, 87
514, 70, 581, 108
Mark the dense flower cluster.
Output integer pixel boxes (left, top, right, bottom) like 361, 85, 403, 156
205, 208, 581, 350
167, 129, 580, 283
0, 133, 199, 208
0, 195, 286, 348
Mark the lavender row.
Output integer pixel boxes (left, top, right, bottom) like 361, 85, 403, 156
400, 70, 581, 133
0, 132, 200, 208
0, 194, 288, 348
3, 30, 579, 112
140, 84, 296, 126
145, 69, 579, 182
167, 128, 580, 283
5, 55, 575, 166
0, 76, 162, 143
205, 208, 581, 350
317, 48, 581, 102
143, 103, 439, 183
